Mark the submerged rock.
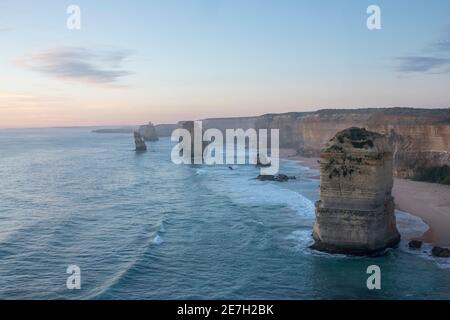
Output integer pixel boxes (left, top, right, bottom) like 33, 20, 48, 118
138, 122, 159, 141
409, 240, 423, 249
134, 131, 147, 152
432, 246, 450, 258
312, 128, 401, 255
256, 174, 296, 182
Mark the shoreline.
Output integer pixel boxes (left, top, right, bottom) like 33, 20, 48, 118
283, 151, 450, 247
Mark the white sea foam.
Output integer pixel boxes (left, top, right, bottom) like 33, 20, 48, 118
196, 162, 450, 269
195, 169, 207, 175
285, 229, 314, 249
395, 210, 429, 240
195, 158, 316, 223
216, 170, 316, 218
152, 234, 164, 245
396, 210, 450, 270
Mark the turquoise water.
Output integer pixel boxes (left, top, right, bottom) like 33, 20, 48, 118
0, 128, 449, 300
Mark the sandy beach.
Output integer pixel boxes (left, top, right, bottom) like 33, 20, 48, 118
284, 151, 450, 246
281, 149, 321, 170
393, 179, 450, 246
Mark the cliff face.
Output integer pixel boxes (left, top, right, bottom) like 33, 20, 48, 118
202, 116, 260, 132
179, 121, 208, 162
155, 124, 178, 137
171, 108, 449, 178
253, 108, 450, 178
138, 122, 159, 141
312, 128, 401, 255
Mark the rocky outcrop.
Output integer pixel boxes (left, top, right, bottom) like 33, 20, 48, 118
134, 131, 147, 152
409, 240, 423, 249
180, 121, 208, 162
312, 128, 401, 255
138, 122, 159, 141
432, 246, 450, 258
256, 174, 296, 182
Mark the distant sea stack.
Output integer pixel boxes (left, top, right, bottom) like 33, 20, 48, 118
134, 131, 147, 152
180, 121, 208, 162
138, 122, 159, 141
312, 128, 401, 255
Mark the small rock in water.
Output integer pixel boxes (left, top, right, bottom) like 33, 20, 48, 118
408, 240, 423, 249
432, 246, 450, 258
256, 174, 296, 182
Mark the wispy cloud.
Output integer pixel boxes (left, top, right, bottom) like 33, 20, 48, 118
395, 26, 450, 74
18, 47, 133, 86
395, 56, 450, 73
0, 91, 60, 110
433, 40, 450, 52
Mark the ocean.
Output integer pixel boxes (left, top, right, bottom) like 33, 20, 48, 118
0, 128, 449, 300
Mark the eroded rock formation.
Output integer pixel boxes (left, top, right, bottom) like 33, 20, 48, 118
256, 174, 296, 182
134, 131, 147, 152
432, 246, 450, 258
179, 121, 208, 162
312, 128, 401, 255
408, 240, 423, 249
138, 122, 159, 141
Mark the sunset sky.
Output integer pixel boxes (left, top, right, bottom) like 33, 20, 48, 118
1, 0, 450, 128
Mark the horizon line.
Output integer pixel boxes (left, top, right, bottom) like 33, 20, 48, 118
1, 106, 450, 130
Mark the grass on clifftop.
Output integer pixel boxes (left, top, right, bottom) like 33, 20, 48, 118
414, 165, 450, 185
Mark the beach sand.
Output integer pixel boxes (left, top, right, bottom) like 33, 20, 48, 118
283, 150, 450, 246
281, 149, 320, 170
393, 179, 450, 246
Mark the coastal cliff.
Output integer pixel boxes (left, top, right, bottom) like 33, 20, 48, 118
97, 108, 449, 180
202, 108, 450, 179
312, 128, 401, 255
138, 122, 159, 141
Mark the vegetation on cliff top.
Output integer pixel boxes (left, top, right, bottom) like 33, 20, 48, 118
414, 165, 450, 185
260, 107, 450, 123
325, 127, 377, 150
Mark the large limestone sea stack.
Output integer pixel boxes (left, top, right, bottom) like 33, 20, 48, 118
180, 121, 208, 162
312, 127, 401, 255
